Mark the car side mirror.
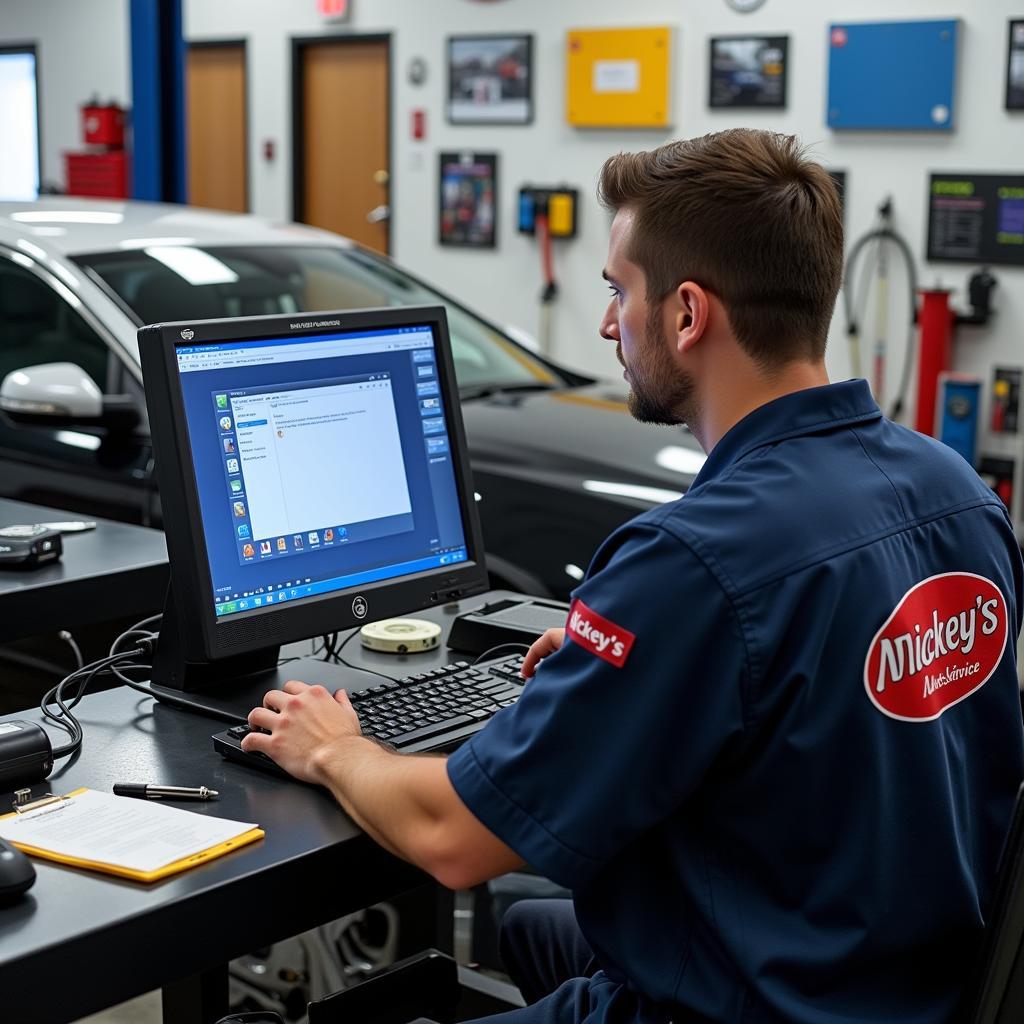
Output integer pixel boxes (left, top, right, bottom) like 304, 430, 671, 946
0, 362, 140, 432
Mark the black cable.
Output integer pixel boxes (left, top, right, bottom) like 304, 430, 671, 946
42, 648, 147, 757
472, 643, 531, 666
58, 630, 83, 670
334, 626, 399, 685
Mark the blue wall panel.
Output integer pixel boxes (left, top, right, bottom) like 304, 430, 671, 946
827, 20, 959, 131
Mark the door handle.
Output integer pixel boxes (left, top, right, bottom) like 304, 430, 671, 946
366, 204, 391, 224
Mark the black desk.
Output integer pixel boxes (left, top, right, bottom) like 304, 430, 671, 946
0, 498, 168, 643
0, 593, 517, 1024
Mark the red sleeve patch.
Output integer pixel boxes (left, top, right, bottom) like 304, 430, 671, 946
566, 598, 636, 668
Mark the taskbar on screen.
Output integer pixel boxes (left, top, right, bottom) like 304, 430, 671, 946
213, 548, 469, 618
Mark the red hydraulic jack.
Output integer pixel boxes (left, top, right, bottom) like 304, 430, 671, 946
914, 270, 997, 437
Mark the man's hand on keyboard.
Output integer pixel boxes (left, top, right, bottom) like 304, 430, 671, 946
521, 627, 566, 679
243, 681, 360, 784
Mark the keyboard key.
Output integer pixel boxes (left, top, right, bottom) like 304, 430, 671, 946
389, 715, 474, 748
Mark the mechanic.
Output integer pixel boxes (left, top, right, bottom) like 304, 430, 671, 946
243, 129, 1024, 1023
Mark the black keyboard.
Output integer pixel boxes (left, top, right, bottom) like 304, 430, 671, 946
212, 653, 526, 778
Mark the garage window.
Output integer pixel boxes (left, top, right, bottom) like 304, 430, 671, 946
0, 46, 41, 201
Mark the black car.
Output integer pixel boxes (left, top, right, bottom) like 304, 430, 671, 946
0, 199, 705, 598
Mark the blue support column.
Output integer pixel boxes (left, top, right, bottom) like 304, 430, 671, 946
129, 0, 186, 202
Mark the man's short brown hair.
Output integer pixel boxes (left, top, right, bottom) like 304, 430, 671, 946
598, 129, 843, 366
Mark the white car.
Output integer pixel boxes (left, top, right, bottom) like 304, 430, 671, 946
0, 198, 703, 598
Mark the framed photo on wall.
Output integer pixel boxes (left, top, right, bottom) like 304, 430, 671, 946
709, 35, 788, 109
1007, 20, 1024, 110
447, 34, 533, 124
439, 151, 498, 248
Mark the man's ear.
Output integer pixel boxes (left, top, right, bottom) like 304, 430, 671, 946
674, 281, 710, 355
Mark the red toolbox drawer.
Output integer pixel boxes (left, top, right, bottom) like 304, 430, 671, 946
64, 151, 129, 198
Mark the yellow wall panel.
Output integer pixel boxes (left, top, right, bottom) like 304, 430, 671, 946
566, 27, 672, 128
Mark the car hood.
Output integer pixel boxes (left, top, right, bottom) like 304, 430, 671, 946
460, 382, 707, 506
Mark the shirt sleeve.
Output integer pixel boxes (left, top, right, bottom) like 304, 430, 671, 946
446, 519, 749, 889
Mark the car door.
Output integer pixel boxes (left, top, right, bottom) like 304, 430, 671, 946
0, 250, 154, 522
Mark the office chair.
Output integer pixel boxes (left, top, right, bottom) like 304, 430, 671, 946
961, 781, 1024, 1023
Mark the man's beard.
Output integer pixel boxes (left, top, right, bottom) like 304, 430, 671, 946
619, 305, 698, 427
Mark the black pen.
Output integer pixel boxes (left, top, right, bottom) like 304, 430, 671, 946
113, 784, 219, 801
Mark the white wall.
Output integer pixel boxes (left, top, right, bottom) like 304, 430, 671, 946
184, 1, 1023, 439
4, 1, 1023, 501
0, 0, 129, 194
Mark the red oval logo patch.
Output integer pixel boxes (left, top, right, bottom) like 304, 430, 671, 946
864, 572, 1008, 722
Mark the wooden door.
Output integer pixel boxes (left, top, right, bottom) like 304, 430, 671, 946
297, 38, 390, 253
187, 43, 248, 212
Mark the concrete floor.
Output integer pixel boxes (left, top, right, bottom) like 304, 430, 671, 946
74, 991, 161, 1024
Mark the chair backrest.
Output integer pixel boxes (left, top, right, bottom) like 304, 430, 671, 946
962, 781, 1024, 1023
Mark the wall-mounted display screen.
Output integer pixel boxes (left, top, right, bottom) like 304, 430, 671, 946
709, 35, 788, 109
438, 152, 497, 249
1007, 20, 1024, 110
0, 47, 40, 201
927, 173, 1024, 266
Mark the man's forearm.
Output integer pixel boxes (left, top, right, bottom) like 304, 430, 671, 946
313, 734, 451, 868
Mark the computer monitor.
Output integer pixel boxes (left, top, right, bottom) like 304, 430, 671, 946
139, 306, 489, 720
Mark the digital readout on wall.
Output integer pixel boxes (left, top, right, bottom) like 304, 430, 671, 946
927, 174, 1024, 266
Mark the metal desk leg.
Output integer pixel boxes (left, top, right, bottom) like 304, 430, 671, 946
393, 881, 456, 958
162, 963, 229, 1024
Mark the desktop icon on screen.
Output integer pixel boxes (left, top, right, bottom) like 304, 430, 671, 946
293, 534, 304, 549
308, 531, 320, 545
242, 543, 255, 558
233, 501, 246, 518
237, 524, 250, 539
226, 458, 239, 474
276, 537, 287, 552
223, 437, 236, 454
324, 528, 334, 542
230, 479, 242, 494
216, 394, 229, 409
259, 540, 272, 556
219, 416, 232, 431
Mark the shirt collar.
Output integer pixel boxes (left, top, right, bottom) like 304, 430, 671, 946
690, 379, 882, 489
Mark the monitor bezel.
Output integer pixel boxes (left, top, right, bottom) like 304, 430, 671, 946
139, 305, 489, 663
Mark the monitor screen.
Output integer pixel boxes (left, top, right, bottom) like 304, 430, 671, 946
173, 321, 469, 621
927, 173, 1024, 266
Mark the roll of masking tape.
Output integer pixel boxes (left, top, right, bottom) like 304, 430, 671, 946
360, 618, 442, 654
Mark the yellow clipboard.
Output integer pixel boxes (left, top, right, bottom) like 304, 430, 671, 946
0, 787, 265, 883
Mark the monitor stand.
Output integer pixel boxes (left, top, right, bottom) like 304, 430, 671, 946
148, 600, 384, 724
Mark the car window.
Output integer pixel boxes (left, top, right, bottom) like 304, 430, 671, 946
0, 255, 110, 389
76, 245, 559, 392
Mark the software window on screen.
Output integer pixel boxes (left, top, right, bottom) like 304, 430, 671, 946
230, 375, 412, 544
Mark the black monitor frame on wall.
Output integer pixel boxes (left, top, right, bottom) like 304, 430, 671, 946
926, 173, 1024, 267
708, 35, 788, 110
1007, 19, 1024, 111
438, 152, 498, 249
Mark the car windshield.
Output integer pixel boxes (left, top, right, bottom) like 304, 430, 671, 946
74, 244, 560, 393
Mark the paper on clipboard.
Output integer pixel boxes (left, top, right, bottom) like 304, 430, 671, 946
0, 788, 263, 879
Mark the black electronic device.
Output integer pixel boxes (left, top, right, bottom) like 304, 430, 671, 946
0, 720, 54, 790
927, 173, 1024, 267
0, 525, 62, 568
447, 596, 569, 656
212, 652, 526, 776
138, 306, 489, 721
0, 837, 36, 905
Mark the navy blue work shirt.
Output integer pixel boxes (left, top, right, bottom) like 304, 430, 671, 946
448, 380, 1024, 1023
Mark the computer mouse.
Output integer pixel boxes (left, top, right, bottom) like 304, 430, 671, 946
0, 837, 36, 904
